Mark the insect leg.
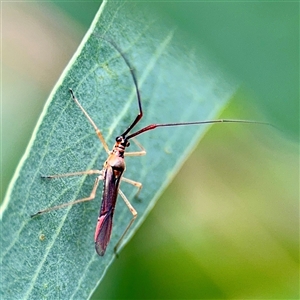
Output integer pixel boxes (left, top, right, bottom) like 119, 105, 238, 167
125, 138, 146, 157
31, 174, 103, 217
121, 177, 143, 198
69, 89, 110, 154
113, 189, 137, 255
41, 169, 102, 179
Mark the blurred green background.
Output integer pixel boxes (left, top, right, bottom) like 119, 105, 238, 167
2, 1, 298, 299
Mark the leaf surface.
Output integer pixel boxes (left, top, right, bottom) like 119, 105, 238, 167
1, 1, 237, 299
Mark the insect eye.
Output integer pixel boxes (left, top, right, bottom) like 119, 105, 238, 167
126, 141, 130, 147
116, 136, 122, 142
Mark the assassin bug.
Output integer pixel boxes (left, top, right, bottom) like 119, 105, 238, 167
31, 39, 269, 256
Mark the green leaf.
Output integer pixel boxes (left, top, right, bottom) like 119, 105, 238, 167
1, 1, 237, 299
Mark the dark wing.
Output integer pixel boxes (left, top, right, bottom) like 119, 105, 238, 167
94, 166, 122, 256
94, 208, 114, 256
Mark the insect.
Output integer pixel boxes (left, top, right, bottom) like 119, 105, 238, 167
31, 39, 269, 256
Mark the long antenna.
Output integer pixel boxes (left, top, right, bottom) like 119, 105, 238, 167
126, 119, 272, 140
96, 35, 273, 141
96, 35, 143, 136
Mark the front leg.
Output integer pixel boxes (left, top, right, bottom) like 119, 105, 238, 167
124, 138, 146, 157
